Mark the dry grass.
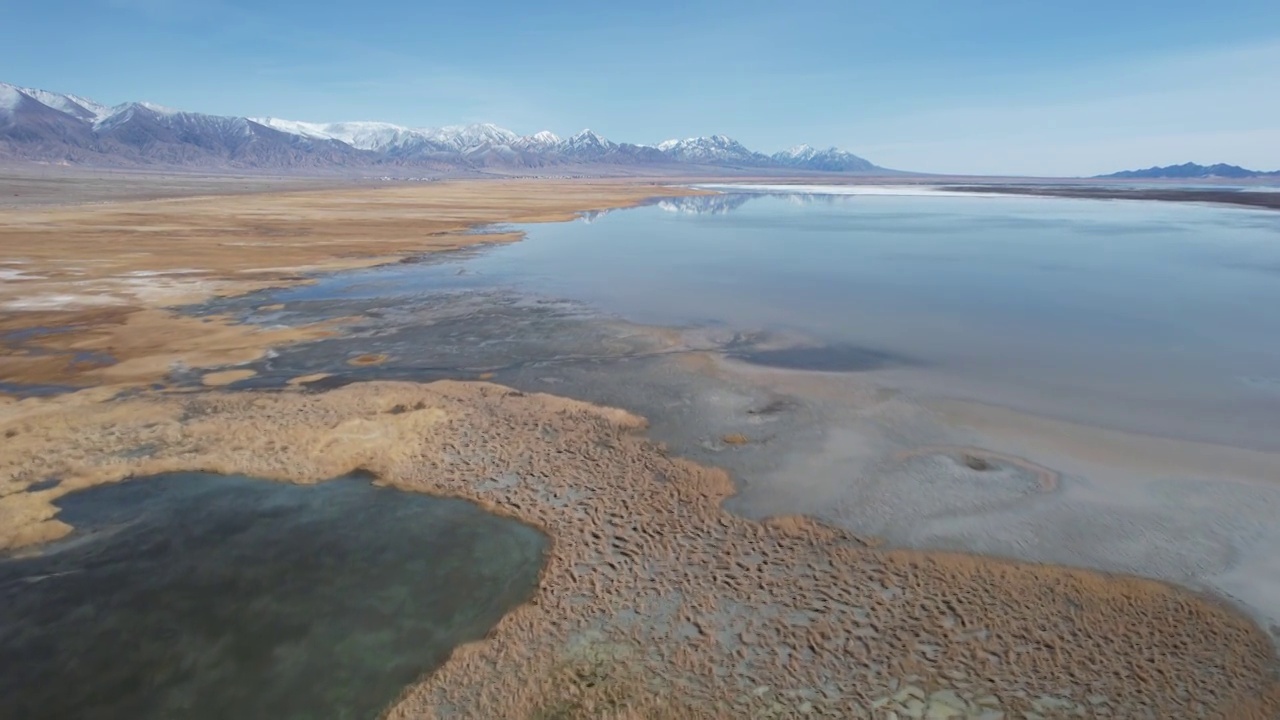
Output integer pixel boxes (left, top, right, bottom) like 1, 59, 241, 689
0, 179, 705, 391
2, 381, 1275, 719
200, 369, 257, 386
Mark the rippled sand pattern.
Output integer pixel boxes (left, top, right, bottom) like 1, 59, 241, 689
2, 381, 1276, 718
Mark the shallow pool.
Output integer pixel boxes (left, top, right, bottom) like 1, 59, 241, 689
0, 472, 547, 720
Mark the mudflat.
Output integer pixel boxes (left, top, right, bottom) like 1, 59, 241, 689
3, 381, 1276, 718
941, 183, 1280, 210
2, 175, 1278, 718
0, 176, 702, 390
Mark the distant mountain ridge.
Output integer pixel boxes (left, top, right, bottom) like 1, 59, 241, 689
0, 81, 884, 175
1097, 162, 1280, 180
772, 144, 878, 172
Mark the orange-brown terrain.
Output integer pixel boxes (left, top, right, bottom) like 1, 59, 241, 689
0, 178, 703, 390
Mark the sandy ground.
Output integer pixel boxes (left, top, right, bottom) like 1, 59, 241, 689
0, 177, 703, 391
0, 166, 360, 208
1, 381, 1276, 719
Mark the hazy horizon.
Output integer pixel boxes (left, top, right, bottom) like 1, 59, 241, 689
3, 1, 1278, 176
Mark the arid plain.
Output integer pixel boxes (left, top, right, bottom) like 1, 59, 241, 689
2, 171, 1278, 719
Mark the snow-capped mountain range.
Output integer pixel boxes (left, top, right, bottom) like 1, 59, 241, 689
0, 81, 883, 174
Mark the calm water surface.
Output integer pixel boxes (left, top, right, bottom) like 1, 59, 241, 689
0, 473, 546, 720
277, 189, 1280, 450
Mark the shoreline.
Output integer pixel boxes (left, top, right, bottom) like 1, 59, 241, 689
3, 380, 1276, 718
692, 350, 1280, 648
4, 177, 1280, 716
0, 179, 709, 393
939, 183, 1280, 210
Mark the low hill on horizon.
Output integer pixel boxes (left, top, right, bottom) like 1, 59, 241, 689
1097, 162, 1280, 180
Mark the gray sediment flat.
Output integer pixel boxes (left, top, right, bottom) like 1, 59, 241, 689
940, 183, 1280, 210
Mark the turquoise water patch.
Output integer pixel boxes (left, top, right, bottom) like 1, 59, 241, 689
0, 472, 546, 720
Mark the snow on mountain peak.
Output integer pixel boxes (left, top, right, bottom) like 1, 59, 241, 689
0, 78, 883, 173
424, 123, 520, 149
0, 83, 23, 112
253, 117, 338, 140
90, 100, 182, 129
771, 144, 876, 171
251, 118, 527, 153
0, 82, 113, 119
661, 135, 741, 147
560, 129, 617, 156
513, 130, 562, 150
528, 130, 560, 144
322, 122, 421, 150
19, 85, 110, 119
60, 92, 112, 119
132, 101, 179, 115
0, 82, 110, 119
568, 129, 608, 143
781, 144, 815, 159
250, 119, 422, 151
660, 135, 746, 149
656, 134, 763, 164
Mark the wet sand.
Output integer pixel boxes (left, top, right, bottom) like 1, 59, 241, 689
2, 381, 1276, 718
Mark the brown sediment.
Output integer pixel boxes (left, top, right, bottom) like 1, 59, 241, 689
0, 307, 343, 388
286, 372, 331, 386
895, 445, 1061, 492
347, 353, 389, 367
2, 381, 1275, 719
0, 180, 708, 391
200, 369, 257, 386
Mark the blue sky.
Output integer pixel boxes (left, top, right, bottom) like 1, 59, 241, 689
3, 0, 1278, 176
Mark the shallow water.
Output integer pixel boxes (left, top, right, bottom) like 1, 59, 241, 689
273, 189, 1280, 451
0, 472, 546, 720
